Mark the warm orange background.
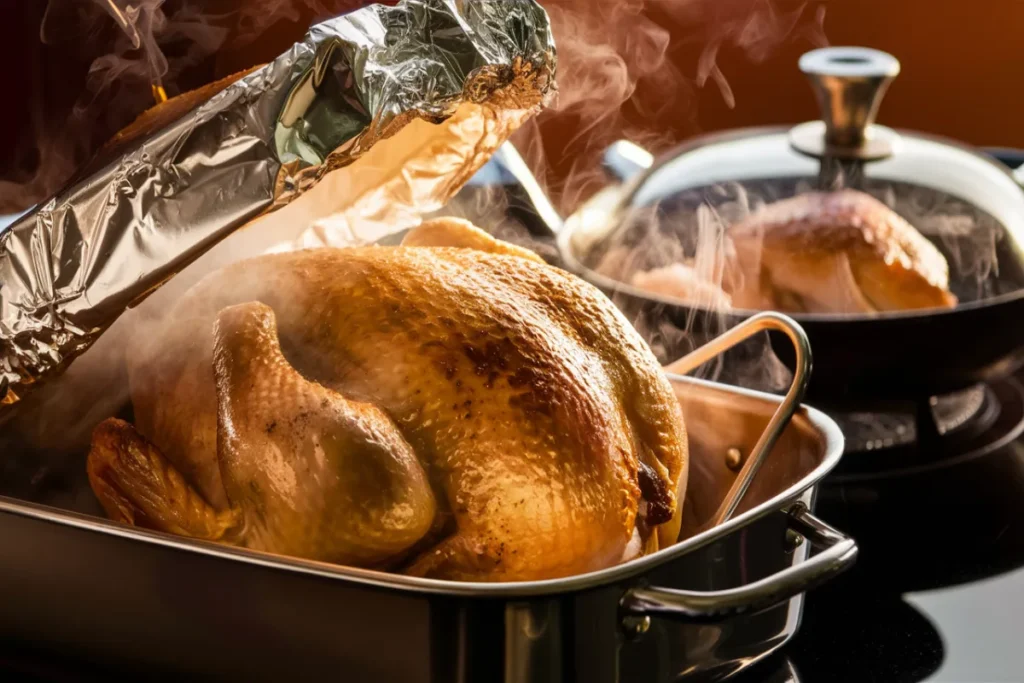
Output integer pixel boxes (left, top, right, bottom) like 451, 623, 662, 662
2, 0, 1022, 212
693, 0, 1024, 147
209, 0, 1024, 147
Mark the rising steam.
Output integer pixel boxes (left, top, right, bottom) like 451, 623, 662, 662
0, 0, 368, 214
0, 0, 827, 472
513, 0, 828, 215
3, 0, 826, 215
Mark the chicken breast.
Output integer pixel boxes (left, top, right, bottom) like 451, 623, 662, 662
87, 220, 688, 582
728, 189, 958, 314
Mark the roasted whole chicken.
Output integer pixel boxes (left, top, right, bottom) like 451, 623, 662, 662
632, 189, 958, 315
88, 219, 688, 582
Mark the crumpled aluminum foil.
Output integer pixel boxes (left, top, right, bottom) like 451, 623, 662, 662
0, 0, 556, 408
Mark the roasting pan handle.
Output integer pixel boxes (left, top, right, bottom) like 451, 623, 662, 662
664, 312, 812, 525
620, 504, 857, 625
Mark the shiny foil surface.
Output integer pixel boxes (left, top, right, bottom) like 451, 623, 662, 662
0, 0, 556, 408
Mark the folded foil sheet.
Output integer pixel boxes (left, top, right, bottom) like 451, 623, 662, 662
0, 0, 556, 408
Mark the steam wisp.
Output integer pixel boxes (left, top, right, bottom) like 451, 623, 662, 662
1, 0, 833, 477
589, 174, 1009, 396
5, 0, 827, 216
514, 0, 829, 216
2, 0, 370, 214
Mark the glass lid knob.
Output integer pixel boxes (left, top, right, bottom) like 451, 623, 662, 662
790, 46, 902, 161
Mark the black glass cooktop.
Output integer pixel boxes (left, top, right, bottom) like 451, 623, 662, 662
737, 561, 1024, 683
733, 375, 1024, 683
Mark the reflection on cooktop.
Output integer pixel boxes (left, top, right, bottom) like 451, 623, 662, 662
909, 573, 1019, 679
778, 567, 1024, 683
906, 569, 1024, 682
786, 587, 943, 683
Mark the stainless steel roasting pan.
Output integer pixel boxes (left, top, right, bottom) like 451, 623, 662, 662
0, 368, 851, 683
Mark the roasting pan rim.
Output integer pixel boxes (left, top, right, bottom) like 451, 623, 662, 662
0, 375, 843, 598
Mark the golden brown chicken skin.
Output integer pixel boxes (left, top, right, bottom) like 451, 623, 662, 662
728, 189, 958, 314
87, 221, 688, 582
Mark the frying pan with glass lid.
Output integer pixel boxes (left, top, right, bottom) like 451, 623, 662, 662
497, 46, 1024, 407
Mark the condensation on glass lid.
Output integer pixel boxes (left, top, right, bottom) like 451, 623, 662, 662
584, 175, 1023, 311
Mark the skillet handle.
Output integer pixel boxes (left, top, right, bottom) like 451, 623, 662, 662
482, 142, 565, 236
620, 504, 857, 624
602, 140, 654, 182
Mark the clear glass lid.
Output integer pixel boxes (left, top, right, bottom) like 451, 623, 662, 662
566, 47, 1024, 317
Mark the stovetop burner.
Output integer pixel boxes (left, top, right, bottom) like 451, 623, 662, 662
821, 379, 1024, 587
823, 378, 1024, 482
831, 383, 1001, 455
931, 384, 991, 435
